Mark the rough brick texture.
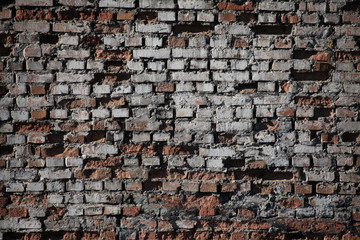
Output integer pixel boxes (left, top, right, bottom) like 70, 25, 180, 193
1, 0, 360, 239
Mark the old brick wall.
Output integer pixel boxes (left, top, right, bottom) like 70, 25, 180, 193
1, 0, 360, 239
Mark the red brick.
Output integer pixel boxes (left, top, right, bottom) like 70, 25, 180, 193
238, 208, 256, 218
168, 37, 186, 47
30, 85, 46, 95
321, 134, 339, 143
15, 122, 51, 132
211, 221, 232, 232
28, 159, 45, 167
248, 160, 267, 169
312, 220, 346, 232
139, 232, 156, 240
0, 208, 7, 217
94, 24, 127, 33
296, 120, 330, 131
16, 10, 34, 20
28, 134, 46, 144
122, 206, 140, 216
343, 234, 360, 240
221, 183, 237, 192
46, 207, 64, 220
41, 147, 79, 158
343, 13, 360, 24
220, 13, 236, 22
58, 98, 96, 109
100, 231, 116, 240
234, 38, 248, 49
98, 11, 115, 21
156, 83, 174, 92
277, 107, 294, 117
294, 184, 312, 194
316, 183, 335, 194
31, 110, 47, 119
280, 198, 304, 207
185, 196, 218, 217
249, 232, 268, 240
353, 211, 360, 221
295, 96, 331, 106
126, 182, 142, 191
0, 9, 11, 19
119, 145, 156, 155
74, 169, 111, 179
200, 182, 217, 193
163, 182, 180, 191
9, 207, 27, 217
0, 135, 6, 145
281, 13, 299, 24
24, 233, 42, 240
282, 219, 311, 231
0, 197, 9, 207
11, 195, 46, 205
309, 51, 332, 61
62, 232, 78, 240
85, 156, 120, 168
281, 83, 291, 93
35, 10, 53, 20
231, 232, 248, 240
162, 146, 194, 155
114, 169, 130, 179
233, 221, 270, 230
335, 51, 360, 61
117, 12, 134, 20
82, 232, 100, 240
98, 97, 125, 107
99, 121, 120, 131
0, 159, 5, 168
79, 11, 96, 20
65, 134, 85, 144
94, 50, 130, 61
274, 39, 292, 49
218, 1, 254, 11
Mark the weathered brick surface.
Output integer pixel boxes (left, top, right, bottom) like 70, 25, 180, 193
1, 0, 360, 238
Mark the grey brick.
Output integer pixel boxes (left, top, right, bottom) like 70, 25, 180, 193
178, 0, 213, 9
213, 72, 250, 82
136, 23, 171, 33
173, 48, 208, 58
258, 2, 295, 11
99, 0, 135, 7
19, 219, 42, 229
172, 72, 209, 81
66, 182, 84, 191
139, 0, 175, 9
131, 73, 166, 83
133, 49, 170, 59
216, 122, 252, 132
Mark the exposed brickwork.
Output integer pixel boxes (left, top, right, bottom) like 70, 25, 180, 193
1, 0, 360, 239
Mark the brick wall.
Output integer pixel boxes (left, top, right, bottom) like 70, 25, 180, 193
1, 0, 360, 239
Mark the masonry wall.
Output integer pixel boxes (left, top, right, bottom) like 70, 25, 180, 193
1, 0, 360, 239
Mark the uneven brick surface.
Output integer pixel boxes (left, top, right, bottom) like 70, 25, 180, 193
1, 0, 360, 239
